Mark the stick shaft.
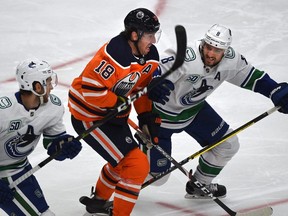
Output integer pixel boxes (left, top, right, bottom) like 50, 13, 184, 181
142, 106, 279, 187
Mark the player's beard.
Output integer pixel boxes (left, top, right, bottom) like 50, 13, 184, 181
204, 55, 218, 67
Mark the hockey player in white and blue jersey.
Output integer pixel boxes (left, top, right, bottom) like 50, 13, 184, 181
147, 24, 288, 199
0, 59, 82, 215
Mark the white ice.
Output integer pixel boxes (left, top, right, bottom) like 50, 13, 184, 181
1, 0, 288, 215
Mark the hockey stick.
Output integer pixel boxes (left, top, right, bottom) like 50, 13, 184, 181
128, 119, 273, 216
142, 106, 280, 188
10, 25, 187, 188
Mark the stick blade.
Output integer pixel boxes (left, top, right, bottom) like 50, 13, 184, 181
171, 25, 187, 71
236, 207, 273, 216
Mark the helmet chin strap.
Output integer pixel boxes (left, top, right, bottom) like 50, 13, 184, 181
132, 32, 146, 65
31, 85, 47, 105
134, 42, 146, 65
39, 96, 45, 105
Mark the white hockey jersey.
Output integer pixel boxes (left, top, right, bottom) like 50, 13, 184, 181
0, 92, 66, 177
154, 40, 267, 129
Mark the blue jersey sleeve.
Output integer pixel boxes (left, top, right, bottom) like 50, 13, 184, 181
254, 73, 278, 98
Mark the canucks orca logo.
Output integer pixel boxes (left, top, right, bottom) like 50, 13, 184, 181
4, 125, 39, 159
28, 61, 37, 68
181, 79, 213, 105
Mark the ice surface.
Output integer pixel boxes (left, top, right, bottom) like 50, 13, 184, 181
1, 0, 288, 215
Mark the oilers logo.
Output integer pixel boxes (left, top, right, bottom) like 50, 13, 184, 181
113, 72, 141, 96
4, 125, 39, 159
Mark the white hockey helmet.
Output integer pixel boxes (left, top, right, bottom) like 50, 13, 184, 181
16, 59, 57, 96
204, 24, 232, 50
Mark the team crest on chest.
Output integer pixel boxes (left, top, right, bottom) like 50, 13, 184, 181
113, 72, 141, 96
5, 125, 39, 159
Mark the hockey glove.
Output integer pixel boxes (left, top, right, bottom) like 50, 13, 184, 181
148, 78, 175, 105
137, 112, 161, 145
271, 82, 288, 114
47, 134, 82, 161
0, 179, 14, 204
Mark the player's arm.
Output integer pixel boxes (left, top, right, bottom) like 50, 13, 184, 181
133, 64, 162, 145
42, 100, 82, 161
146, 46, 183, 105
251, 71, 288, 113
234, 56, 288, 113
230, 53, 288, 113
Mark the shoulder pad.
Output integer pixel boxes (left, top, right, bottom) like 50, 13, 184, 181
0, 96, 12, 109
49, 94, 62, 106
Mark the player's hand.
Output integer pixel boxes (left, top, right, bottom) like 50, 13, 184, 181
0, 180, 14, 204
271, 82, 288, 113
137, 112, 161, 145
148, 78, 175, 105
47, 135, 82, 161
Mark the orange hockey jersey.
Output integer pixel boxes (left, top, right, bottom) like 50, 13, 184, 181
68, 34, 159, 122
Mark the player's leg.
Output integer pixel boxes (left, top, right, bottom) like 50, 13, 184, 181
105, 148, 149, 216
72, 116, 148, 215
146, 127, 183, 186
1, 164, 54, 215
184, 101, 240, 198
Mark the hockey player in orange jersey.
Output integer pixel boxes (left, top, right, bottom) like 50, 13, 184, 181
68, 8, 161, 216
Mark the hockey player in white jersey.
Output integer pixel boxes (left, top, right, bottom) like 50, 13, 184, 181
147, 24, 288, 198
0, 59, 82, 215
